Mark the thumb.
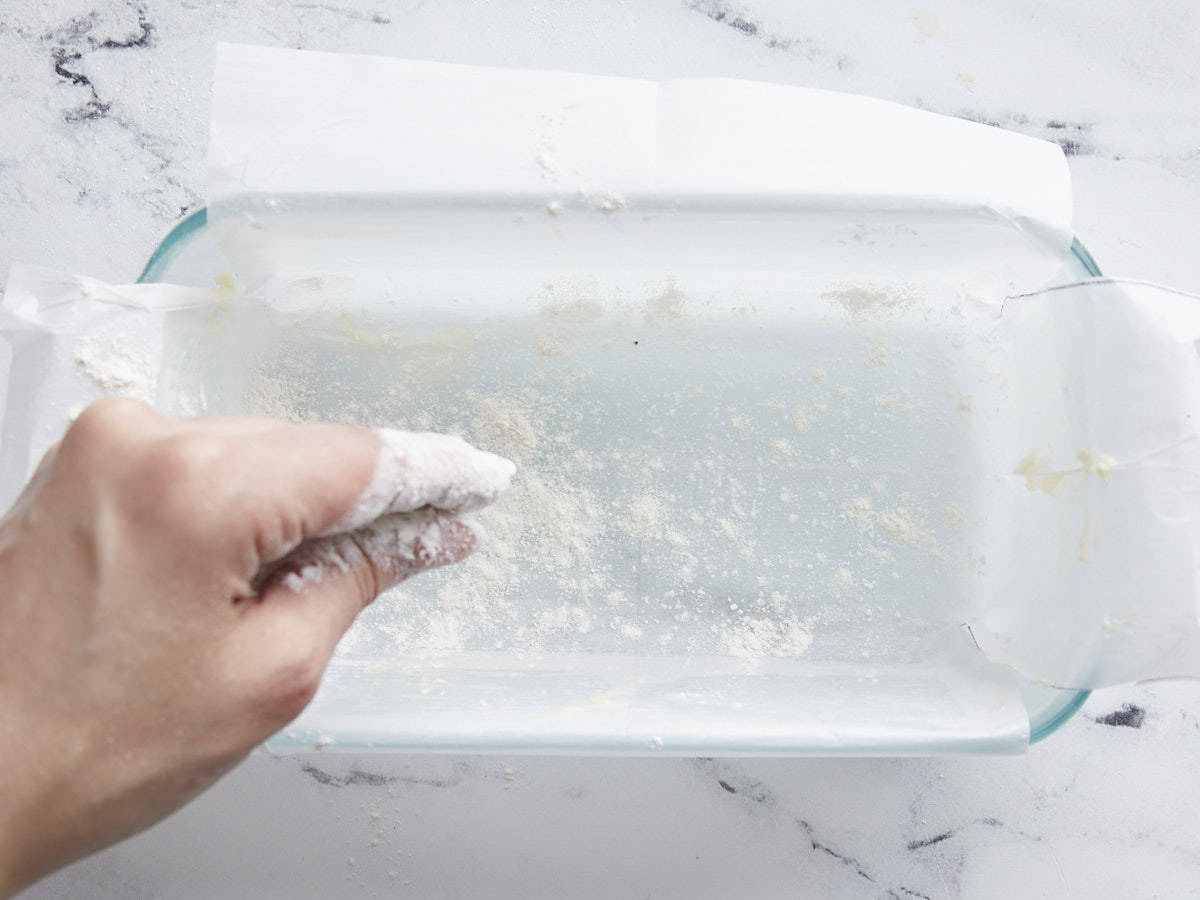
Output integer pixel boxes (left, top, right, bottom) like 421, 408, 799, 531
252, 509, 482, 643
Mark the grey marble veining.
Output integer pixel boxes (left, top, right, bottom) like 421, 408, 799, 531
29, 680, 1200, 898
3, 1, 1200, 897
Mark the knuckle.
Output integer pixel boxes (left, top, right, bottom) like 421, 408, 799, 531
115, 434, 236, 540
62, 398, 157, 459
139, 434, 229, 509
342, 533, 385, 599
254, 651, 326, 723
141, 434, 225, 488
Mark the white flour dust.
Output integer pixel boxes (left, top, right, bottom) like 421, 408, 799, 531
404, 463, 605, 653
331, 430, 515, 534
228, 277, 977, 663
725, 614, 814, 658
282, 431, 512, 594
282, 510, 485, 594
73, 335, 157, 402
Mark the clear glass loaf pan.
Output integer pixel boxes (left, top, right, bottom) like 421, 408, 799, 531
136, 198, 1102, 754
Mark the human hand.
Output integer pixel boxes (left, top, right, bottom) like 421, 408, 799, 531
0, 399, 514, 896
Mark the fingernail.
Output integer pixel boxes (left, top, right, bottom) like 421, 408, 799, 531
416, 515, 483, 568
361, 511, 483, 590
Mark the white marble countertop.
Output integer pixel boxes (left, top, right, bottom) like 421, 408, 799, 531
3, 1, 1200, 897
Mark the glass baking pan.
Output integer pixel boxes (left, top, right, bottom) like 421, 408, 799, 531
136, 198, 1102, 754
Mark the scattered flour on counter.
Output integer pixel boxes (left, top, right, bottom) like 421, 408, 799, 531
875, 508, 925, 544
537, 603, 592, 634
724, 614, 814, 658
846, 496, 875, 531
535, 331, 567, 358
73, 335, 157, 402
643, 286, 685, 324
663, 529, 688, 549
534, 152, 559, 178
872, 389, 925, 414
865, 338, 891, 369
423, 607, 468, 651
615, 620, 644, 639
714, 517, 738, 539
770, 438, 793, 459
512, 472, 603, 570
389, 459, 604, 652
845, 496, 940, 555
595, 192, 626, 213
477, 397, 540, 461
578, 188, 626, 213
824, 285, 911, 319
625, 495, 665, 539
909, 8, 955, 43
538, 297, 606, 322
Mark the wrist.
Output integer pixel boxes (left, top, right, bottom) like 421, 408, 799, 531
0, 826, 28, 899
0, 787, 37, 897
0, 710, 60, 896
0, 782, 64, 898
